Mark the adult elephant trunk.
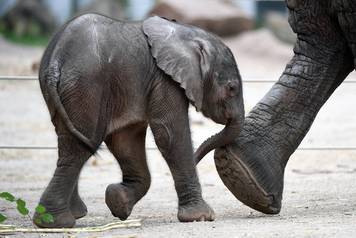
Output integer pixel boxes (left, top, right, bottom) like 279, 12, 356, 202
194, 116, 244, 165
207, 1, 355, 214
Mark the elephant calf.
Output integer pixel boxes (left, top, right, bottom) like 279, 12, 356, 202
34, 14, 244, 228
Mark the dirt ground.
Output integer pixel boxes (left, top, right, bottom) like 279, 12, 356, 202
1, 147, 356, 237
1, 30, 356, 237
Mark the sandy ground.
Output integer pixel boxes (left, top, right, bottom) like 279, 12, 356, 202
1, 29, 356, 237
1, 149, 356, 238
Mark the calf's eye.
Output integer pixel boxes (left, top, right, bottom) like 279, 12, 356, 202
226, 81, 239, 97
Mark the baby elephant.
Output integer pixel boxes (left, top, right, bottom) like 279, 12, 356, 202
34, 14, 244, 228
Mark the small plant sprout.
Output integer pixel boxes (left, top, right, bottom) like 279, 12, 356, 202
34, 204, 54, 224
0, 191, 53, 224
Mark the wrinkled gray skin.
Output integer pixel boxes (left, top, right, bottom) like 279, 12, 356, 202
34, 15, 244, 228
211, 0, 356, 214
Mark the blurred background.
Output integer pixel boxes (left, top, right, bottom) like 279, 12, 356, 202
0, 0, 294, 76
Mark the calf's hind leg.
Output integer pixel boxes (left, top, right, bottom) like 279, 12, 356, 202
70, 181, 88, 219
33, 118, 98, 228
34, 75, 107, 228
105, 124, 150, 220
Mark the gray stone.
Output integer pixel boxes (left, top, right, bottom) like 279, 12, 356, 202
265, 12, 297, 44
148, 0, 254, 36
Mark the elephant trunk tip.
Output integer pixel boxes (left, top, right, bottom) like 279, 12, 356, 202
194, 118, 243, 165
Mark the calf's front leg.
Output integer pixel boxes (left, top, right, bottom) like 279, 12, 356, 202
148, 81, 214, 222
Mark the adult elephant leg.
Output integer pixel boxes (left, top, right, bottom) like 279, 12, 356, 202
104, 124, 150, 220
334, 0, 356, 68
213, 0, 354, 214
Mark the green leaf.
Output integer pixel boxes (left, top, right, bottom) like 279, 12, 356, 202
35, 218, 42, 225
16, 198, 26, 207
0, 192, 15, 202
17, 206, 29, 216
35, 204, 46, 214
16, 199, 29, 215
0, 213, 7, 223
40, 213, 54, 223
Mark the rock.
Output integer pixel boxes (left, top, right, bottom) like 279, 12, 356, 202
148, 0, 254, 36
223, 29, 293, 78
265, 12, 296, 44
224, 29, 293, 64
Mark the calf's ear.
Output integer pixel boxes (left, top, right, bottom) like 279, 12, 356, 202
143, 16, 210, 111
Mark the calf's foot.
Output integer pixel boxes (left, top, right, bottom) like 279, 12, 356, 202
105, 183, 135, 220
178, 199, 215, 222
70, 195, 88, 219
33, 209, 75, 228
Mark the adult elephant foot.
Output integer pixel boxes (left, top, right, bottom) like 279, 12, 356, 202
211, 0, 355, 214
178, 199, 215, 222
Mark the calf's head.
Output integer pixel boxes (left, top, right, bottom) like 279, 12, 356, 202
143, 16, 244, 162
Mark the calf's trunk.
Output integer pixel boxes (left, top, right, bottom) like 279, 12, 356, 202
194, 117, 244, 165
